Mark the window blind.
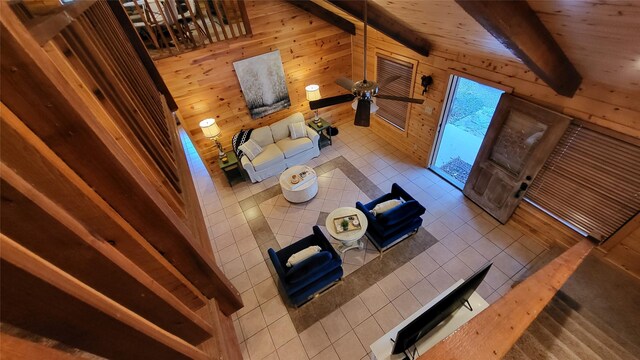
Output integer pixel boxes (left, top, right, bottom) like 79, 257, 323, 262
376, 56, 413, 130
525, 122, 640, 242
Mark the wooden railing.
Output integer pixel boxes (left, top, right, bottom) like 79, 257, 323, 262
420, 239, 594, 359
120, 0, 252, 59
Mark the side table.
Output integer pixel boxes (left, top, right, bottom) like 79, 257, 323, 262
307, 118, 332, 149
218, 152, 245, 186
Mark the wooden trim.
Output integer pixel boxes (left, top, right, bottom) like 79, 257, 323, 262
455, 0, 582, 97
1, 2, 242, 313
0, 234, 208, 360
600, 214, 640, 252
329, 0, 431, 56
420, 239, 594, 359
286, 0, 355, 35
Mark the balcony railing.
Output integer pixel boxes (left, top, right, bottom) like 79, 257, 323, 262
121, 0, 251, 59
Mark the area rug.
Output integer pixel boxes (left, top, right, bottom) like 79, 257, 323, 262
239, 156, 439, 332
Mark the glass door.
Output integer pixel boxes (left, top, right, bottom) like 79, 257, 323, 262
430, 75, 504, 189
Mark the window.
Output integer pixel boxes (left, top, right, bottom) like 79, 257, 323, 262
525, 122, 640, 242
376, 55, 414, 131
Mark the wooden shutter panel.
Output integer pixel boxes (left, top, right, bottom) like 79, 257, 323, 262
376, 56, 413, 130
525, 122, 640, 242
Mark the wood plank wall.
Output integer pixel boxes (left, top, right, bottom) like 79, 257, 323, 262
1, 2, 242, 358
351, 24, 640, 277
155, 0, 353, 168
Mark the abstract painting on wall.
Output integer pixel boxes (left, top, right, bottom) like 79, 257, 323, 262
233, 50, 291, 119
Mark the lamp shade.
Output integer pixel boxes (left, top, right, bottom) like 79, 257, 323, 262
199, 118, 221, 138
352, 99, 379, 113
305, 84, 321, 101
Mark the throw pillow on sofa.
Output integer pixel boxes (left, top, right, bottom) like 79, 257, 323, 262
370, 198, 404, 216
286, 245, 321, 267
238, 139, 263, 161
288, 122, 307, 140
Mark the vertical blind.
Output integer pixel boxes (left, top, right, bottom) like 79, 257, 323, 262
525, 122, 640, 242
376, 56, 413, 130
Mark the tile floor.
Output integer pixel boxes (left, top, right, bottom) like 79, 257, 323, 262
180, 123, 550, 360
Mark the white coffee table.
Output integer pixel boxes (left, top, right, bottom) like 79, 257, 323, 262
326, 207, 368, 254
279, 165, 318, 203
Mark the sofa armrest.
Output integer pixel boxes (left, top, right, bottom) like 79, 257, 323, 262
312, 226, 340, 260
306, 125, 320, 148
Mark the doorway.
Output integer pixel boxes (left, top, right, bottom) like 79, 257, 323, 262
430, 75, 504, 188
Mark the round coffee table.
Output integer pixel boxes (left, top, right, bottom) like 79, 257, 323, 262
279, 165, 318, 203
326, 207, 368, 254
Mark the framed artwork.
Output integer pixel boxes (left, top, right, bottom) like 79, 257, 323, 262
233, 50, 291, 119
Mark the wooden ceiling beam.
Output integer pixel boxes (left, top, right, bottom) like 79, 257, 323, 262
328, 0, 431, 57
456, 0, 582, 97
287, 0, 355, 35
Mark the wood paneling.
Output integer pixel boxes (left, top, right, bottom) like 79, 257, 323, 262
156, 0, 353, 170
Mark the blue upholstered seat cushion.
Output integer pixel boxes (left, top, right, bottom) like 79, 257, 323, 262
285, 251, 333, 284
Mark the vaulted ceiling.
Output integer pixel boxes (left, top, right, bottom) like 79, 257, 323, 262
318, 0, 640, 92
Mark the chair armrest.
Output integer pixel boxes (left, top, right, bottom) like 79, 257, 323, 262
306, 125, 320, 147
357, 201, 384, 234
312, 225, 340, 260
268, 248, 286, 280
391, 183, 417, 202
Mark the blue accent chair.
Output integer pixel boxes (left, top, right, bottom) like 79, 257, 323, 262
268, 226, 343, 307
356, 183, 426, 253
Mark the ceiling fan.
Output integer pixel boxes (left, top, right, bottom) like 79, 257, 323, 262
308, 0, 424, 127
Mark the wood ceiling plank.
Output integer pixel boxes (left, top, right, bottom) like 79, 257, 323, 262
455, 0, 582, 97
286, 0, 355, 35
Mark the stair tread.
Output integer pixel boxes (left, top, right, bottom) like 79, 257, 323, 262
535, 311, 603, 360
526, 319, 584, 360
549, 298, 640, 360
504, 344, 532, 360
514, 330, 561, 360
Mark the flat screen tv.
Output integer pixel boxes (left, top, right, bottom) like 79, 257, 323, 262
391, 262, 492, 355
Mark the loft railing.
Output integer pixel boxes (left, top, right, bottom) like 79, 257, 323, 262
120, 0, 252, 59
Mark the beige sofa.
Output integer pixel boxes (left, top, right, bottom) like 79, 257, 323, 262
241, 112, 320, 183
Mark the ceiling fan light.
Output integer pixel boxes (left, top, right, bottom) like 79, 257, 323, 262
351, 99, 378, 113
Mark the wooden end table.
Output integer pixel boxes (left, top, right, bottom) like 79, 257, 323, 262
218, 152, 245, 186
307, 118, 332, 149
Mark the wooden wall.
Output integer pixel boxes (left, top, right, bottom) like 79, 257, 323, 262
1, 2, 242, 358
351, 24, 640, 277
156, 0, 353, 167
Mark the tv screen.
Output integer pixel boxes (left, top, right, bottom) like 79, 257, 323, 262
391, 262, 492, 355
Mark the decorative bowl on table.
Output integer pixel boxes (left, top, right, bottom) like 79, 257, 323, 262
290, 174, 300, 184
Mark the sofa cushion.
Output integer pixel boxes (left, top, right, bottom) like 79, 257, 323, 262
252, 143, 285, 172
251, 126, 275, 148
238, 139, 263, 161
270, 112, 305, 142
288, 122, 307, 140
276, 137, 313, 158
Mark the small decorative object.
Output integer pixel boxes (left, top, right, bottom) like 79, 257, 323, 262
340, 219, 349, 231
199, 118, 225, 159
421, 75, 433, 95
233, 50, 291, 119
290, 174, 300, 184
305, 84, 322, 122
221, 156, 229, 163
352, 218, 360, 226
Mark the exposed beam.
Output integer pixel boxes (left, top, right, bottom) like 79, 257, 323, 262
328, 0, 431, 57
455, 0, 582, 97
287, 0, 355, 35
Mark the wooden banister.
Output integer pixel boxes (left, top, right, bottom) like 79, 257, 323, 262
420, 239, 594, 359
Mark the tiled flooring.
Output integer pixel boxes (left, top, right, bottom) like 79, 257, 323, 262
180, 123, 550, 360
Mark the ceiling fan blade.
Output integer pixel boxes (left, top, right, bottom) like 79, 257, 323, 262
376, 94, 425, 104
309, 94, 355, 110
379, 75, 401, 88
354, 99, 371, 127
336, 77, 355, 91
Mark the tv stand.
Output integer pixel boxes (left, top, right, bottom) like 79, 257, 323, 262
370, 280, 489, 360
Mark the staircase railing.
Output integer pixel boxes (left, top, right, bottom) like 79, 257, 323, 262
420, 239, 594, 359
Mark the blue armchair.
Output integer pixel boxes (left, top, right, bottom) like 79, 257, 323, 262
356, 183, 426, 253
267, 226, 343, 307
